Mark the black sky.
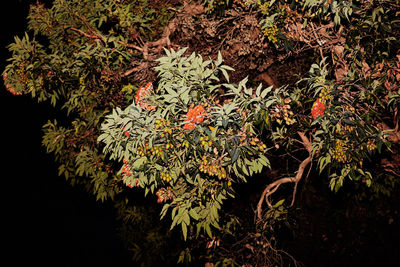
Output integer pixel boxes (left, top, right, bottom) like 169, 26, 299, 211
2, 1, 133, 266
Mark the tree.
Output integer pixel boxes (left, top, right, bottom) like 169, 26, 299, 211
4, 0, 400, 265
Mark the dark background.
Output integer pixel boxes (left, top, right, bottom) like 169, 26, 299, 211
2, 1, 133, 266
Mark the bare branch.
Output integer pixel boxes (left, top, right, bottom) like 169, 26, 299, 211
256, 132, 312, 221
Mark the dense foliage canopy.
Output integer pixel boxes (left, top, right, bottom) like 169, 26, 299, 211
3, 0, 400, 265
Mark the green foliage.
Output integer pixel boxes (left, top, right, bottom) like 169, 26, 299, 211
303, 60, 388, 191
303, 0, 353, 25
3, 0, 176, 202
99, 48, 276, 239
100, 40, 398, 240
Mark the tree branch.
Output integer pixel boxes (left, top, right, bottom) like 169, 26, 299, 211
256, 132, 312, 221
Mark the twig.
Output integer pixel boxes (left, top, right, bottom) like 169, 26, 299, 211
118, 40, 143, 52
310, 23, 324, 59
70, 27, 101, 40
122, 62, 148, 77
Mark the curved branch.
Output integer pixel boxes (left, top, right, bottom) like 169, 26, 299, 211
256, 132, 312, 221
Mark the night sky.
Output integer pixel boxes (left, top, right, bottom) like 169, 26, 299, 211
2, 1, 132, 266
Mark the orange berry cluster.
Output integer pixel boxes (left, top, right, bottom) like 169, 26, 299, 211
156, 187, 174, 203
199, 155, 227, 179
311, 98, 326, 120
135, 82, 156, 111
184, 105, 206, 131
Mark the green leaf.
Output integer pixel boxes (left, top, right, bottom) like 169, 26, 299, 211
205, 224, 212, 238
216, 51, 223, 66
182, 223, 188, 241
255, 83, 263, 97
183, 212, 190, 226
231, 148, 240, 164
261, 85, 273, 98
273, 199, 285, 208
133, 156, 147, 169
258, 154, 270, 168
189, 209, 200, 220
221, 68, 230, 82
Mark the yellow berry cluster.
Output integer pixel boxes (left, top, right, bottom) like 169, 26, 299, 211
165, 143, 174, 150
335, 122, 355, 135
155, 119, 173, 137
137, 143, 150, 157
16, 61, 29, 87
257, 0, 270, 15
182, 140, 190, 148
283, 4, 301, 24
238, 130, 267, 152
270, 99, 295, 125
366, 139, 376, 151
137, 143, 165, 159
200, 135, 213, 149
249, 137, 267, 151
199, 155, 227, 179
160, 171, 173, 183
100, 70, 113, 83
206, 0, 226, 12
343, 105, 355, 113
343, 124, 355, 133
318, 87, 331, 103
331, 139, 349, 163
338, 105, 356, 134
263, 25, 278, 43
233, 0, 249, 8
152, 146, 165, 158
